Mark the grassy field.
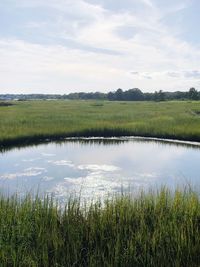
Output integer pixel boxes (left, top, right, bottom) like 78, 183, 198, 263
1, 100, 200, 148
0, 188, 199, 267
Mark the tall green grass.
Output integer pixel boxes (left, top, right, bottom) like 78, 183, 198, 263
0, 188, 199, 266
1, 100, 200, 148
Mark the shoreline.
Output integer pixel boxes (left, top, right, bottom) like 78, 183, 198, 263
1, 131, 200, 152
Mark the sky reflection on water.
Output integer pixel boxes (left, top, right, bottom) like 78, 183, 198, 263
0, 138, 200, 202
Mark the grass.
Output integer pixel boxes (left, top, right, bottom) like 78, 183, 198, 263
1, 100, 200, 148
0, 188, 199, 266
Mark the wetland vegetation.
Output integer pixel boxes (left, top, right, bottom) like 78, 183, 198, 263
0, 188, 199, 267
1, 100, 200, 148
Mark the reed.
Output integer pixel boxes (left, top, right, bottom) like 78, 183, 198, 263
0, 188, 199, 266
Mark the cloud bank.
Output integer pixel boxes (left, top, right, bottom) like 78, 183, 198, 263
0, 0, 200, 93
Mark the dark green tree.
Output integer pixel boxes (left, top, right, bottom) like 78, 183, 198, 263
115, 88, 124, 100
188, 87, 199, 100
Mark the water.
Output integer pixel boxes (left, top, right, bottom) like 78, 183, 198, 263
0, 137, 200, 202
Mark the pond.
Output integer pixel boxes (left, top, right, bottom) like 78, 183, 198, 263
0, 137, 200, 202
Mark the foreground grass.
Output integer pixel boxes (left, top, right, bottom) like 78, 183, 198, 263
0, 189, 199, 266
1, 100, 200, 147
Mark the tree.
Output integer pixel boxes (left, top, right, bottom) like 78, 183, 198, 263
188, 87, 199, 100
115, 88, 124, 100
158, 90, 165, 101
124, 88, 144, 101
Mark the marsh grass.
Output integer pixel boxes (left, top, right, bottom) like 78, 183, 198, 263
0, 102, 14, 107
0, 188, 199, 266
1, 100, 200, 148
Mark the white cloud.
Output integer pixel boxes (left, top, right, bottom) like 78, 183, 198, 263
0, 167, 46, 180
43, 176, 54, 181
48, 160, 75, 167
141, 0, 154, 8
78, 164, 120, 172
131, 70, 200, 80
0, 0, 200, 93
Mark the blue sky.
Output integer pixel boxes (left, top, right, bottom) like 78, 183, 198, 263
0, 0, 200, 93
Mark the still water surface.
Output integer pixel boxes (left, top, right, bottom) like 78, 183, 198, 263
0, 138, 200, 201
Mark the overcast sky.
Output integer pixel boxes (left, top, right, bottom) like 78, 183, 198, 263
0, 0, 200, 94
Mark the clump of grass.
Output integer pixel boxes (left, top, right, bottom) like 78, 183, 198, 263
91, 102, 104, 107
192, 109, 200, 115
0, 188, 199, 266
0, 102, 14, 107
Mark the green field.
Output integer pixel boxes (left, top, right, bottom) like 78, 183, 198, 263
1, 100, 200, 148
0, 188, 199, 267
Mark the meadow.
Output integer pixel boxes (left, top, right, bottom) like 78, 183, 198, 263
0, 188, 199, 267
1, 100, 200, 148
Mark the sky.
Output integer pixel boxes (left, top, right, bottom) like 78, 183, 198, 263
0, 0, 200, 94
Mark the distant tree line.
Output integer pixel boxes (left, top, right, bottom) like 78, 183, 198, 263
0, 88, 199, 101
67, 87, 200, 101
